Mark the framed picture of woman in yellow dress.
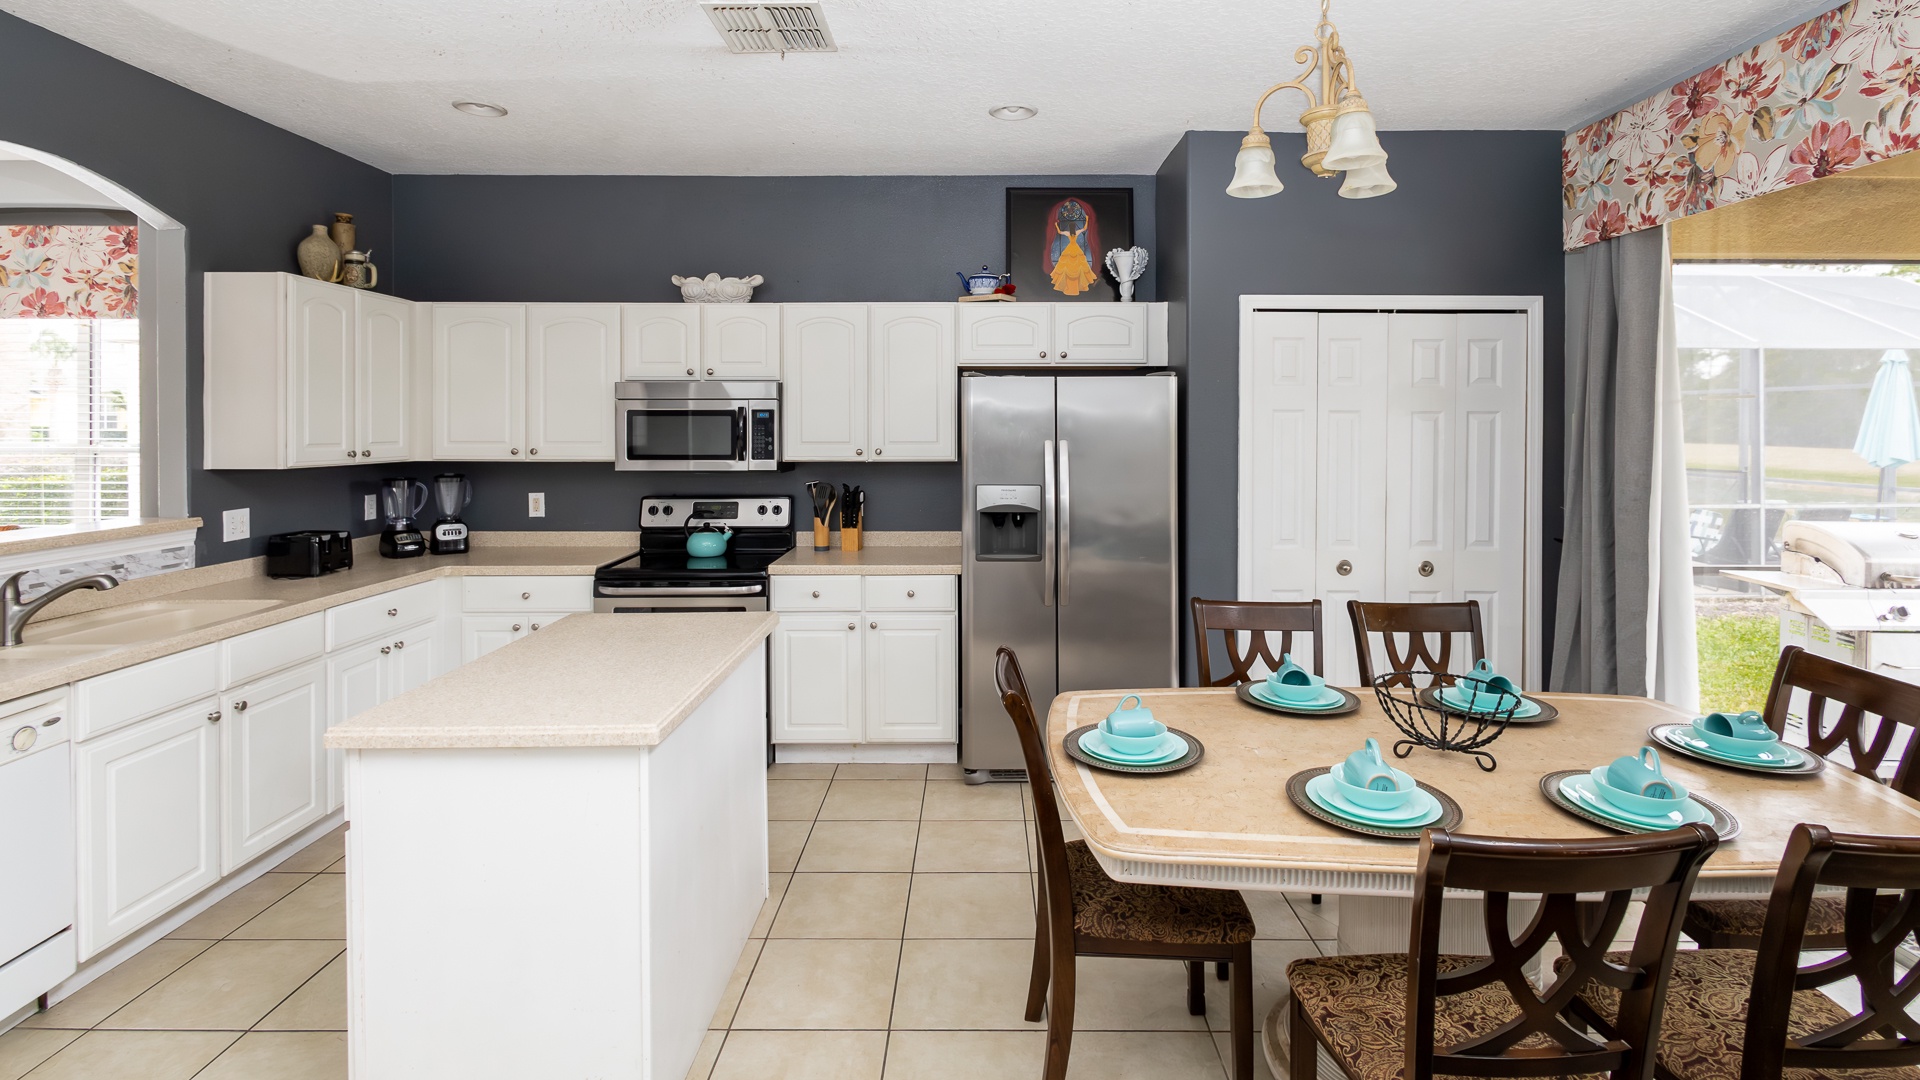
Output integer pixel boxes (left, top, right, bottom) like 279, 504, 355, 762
1006, 187, 1133, 303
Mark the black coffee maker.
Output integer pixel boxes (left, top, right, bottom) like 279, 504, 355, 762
430, 473, 472, 556
379, 478, 429, 558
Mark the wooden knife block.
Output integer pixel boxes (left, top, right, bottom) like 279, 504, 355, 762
841, 526, 862, 552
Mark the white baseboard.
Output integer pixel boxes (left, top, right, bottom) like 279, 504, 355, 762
774, 742, 958, 764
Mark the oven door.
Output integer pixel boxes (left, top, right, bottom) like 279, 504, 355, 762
594, 584, 769, 613
616, 404, 747, 472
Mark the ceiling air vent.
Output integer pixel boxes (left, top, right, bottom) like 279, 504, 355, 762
702, 2, 837, 54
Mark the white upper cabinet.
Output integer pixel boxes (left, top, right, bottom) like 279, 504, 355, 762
869, 305, 956, 461
356, 290, 413, 463
782, 305, 867, 461
526, 305, 618, 460
287, 277, 355, 467
702, 306, 781, 380
957, 304, 1053, 364
621, 304, 701, 380
432, 305, 527, 460
1054, 305, 1149, 364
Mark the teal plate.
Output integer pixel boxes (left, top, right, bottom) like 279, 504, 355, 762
1078, 728, 1189, 767
1286, 768, 1462, 840
1647, 723, 1824, 776
1236, 682, 1362, 718
1304, 772, 1442, 827
1062, 724, 1205, 776
1418, 686, 1557, 725
1540, 769, 1739, 840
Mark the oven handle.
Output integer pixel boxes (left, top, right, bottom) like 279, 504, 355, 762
595, 585, 765, 596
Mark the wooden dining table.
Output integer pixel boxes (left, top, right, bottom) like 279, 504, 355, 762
1046, 685, 1920, 1077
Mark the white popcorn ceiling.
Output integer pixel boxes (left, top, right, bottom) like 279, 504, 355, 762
1, 0, 1841, 175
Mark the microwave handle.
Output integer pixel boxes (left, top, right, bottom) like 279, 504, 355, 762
732, 408, 747, 461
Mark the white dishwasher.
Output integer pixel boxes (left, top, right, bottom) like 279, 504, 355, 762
0, 689, 76, 1020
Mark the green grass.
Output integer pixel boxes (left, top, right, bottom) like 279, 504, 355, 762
1696, 614, 1779, 714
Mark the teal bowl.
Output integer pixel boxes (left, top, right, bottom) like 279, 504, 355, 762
1098, 728, 1168, 757
1587, 768, 1690, 818
1329, 766, 1417, 811
1691, 723, 1779, 759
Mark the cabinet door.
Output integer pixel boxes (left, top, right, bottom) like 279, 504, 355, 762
286, 277, 356, 467
770, 614, 862, 742
432, 305, 526, 460
462, 615, 528, 663
356, 291, 412, 462
863, 614, 957, 742
622, 304, 701, 380
527, 304, 619, 461
221, 660, 327, 872
701, 305, 781, 379
1054, 305, 1148, 364
388, 619, 442, 696
870, 305, 956, 461
1440, 313, 1529, 677
326, 639, 386, 814
957, 304, 1053, 365
1314, 314, 1391, 687
76, 699, 221, 959
782, 304, 867, 461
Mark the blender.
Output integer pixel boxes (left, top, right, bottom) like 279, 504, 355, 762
429, 473, 473, 556
378, 477, 429, 559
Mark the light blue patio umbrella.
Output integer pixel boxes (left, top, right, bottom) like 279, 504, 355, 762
1854, 349, 1920, 517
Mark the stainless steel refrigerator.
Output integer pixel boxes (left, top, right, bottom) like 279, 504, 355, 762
961, 373, 1179, 779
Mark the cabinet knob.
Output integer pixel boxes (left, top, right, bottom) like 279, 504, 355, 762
855, 449, 864, 456
528, 447, 539, 456
1039, 351, 1048, 359
387, 608, 398, 617
512, 624, 523, 632
394, 640, 406, 649
1418, 560, 1435, 578
811, 590, 821, 598
521, 592, 531, 600
1060, 352, 1068, 359
531, 622, 542, 631
348, 450, 358, 458
510, 448, 520, 455
363, 449, 371, 457
208, 709, 222, 723
233, 700, 249, 712
381, 646, 391, 655
847, 622, 856, 631
1336, 560, 1353, 576
873, 448, 883, 456
686, 368, 695, 376
906, 590, 916, 598
706, 368, 715, 376
869, 621, 877, 629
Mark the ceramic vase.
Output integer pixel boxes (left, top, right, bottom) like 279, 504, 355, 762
329, 213, 356, 257
297, 225, 341, 282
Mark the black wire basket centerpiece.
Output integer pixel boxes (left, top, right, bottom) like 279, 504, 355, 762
1370, 671, 1520, 772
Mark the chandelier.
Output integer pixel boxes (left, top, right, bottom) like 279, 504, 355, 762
1227, 0, 1395, 200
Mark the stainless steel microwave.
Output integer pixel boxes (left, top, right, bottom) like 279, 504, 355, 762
614, 381, 780, 472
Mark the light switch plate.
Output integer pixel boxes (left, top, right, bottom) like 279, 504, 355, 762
222, 508, 250, 542
528, 492, 547, 518
363, 494, 377, 521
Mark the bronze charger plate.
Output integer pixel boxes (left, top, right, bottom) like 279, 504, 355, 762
1235, 682, 1362, 718
1647, 723, 1825, 777
1416, 687, 1559, 725
1063, 724, 1205, 775
1538, 769, 1740, 841
1285, 767, 1463, 840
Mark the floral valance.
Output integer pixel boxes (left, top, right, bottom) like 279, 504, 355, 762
0, 225, 137, 318
1563, 0, 1920, 251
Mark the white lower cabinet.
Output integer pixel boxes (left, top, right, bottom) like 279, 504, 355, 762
220, 660, 327, 873
461, 612, 572, 663
771, 575, 957, 744
76, 698, 222, 960
863, 615, 957, 741
771, 614, 863, 742
325, 620, 440, 811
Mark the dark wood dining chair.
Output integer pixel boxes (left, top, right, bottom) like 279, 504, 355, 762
1684, 644, 1920, 949
1190, 597, 1324, 685
1288, 824, 1719, 1080
1346, 599, 1486, 688
996, 646, 1256, 1080
1577, 823, 1920, 1080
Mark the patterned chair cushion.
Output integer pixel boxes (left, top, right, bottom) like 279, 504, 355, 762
1573, 948, 1920, 1080
1063, 840, 1254, 946
1687, 893, 1896, 941
1287, 953, 1610, 1080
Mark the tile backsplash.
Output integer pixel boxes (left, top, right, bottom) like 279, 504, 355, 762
15, 543, 196, 600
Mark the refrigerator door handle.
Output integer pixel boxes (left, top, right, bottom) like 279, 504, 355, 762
1058, 439, 1071, 606
1042, 439, 1056, 608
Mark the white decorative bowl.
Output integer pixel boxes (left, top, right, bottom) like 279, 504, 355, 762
671, 273, 764, 303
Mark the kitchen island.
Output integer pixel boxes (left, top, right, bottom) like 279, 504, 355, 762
325, 612, 776, 1080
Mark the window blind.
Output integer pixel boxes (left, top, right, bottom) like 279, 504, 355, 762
0, 318, 139, 525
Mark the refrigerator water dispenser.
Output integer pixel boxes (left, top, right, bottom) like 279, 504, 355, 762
974, 484, 1043, 560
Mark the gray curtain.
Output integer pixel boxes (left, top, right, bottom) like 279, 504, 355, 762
1552, 227, 1668, 695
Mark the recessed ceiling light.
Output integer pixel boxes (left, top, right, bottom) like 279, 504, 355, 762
452, 101, 509, 118
988, 105, 1037, 121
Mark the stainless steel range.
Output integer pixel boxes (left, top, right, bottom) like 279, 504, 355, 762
593, 496, 795, 612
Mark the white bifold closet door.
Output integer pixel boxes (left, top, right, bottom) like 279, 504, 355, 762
1246, 310, 1528, 687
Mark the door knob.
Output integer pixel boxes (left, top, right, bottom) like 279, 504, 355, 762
233, 700, 249, 712
394, 640, 406, 649
348, 450, 358, 458
1418, 560, 1435, 578
531, 622, 542, 631
855, 449, 864, 456
363, 449, 371, 457
873, 448, 883, 456
870, 621, 878, 629
707, 368, 715, 376
512, 624, 523, 632
686, 368, 695, 376
1039, 351, 1048, 359
1336, 560, 1352, 576
1060, 351, 1068, 359
528, 447, 539, 456
207, 710, 222, 723
847, 622, 856, 630
510, 448, 520, 455
381, 646, 391, 655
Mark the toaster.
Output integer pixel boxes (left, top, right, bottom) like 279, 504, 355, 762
265, 531, 354, 578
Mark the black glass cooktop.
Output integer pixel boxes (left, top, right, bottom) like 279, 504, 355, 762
596, 527, 795, 583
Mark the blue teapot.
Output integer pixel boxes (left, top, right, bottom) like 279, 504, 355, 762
686, 523, 732, 558
957, 266, 1010, 296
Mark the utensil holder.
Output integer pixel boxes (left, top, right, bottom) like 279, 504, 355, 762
1370, 671, 1519, 772
841, 525, 862, 552
812, 517, 831, 551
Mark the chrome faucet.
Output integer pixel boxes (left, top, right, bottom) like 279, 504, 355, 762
1, 571, 119, 647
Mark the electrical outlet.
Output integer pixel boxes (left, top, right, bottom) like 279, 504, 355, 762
528, 492, 546, 518
222, 508, 250, 542
363, 494, 377, 521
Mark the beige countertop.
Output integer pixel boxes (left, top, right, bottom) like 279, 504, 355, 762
0, 517, 201, 558
0, 545, 632, 702
771, 545, 963, 576
326, 612, 777, 750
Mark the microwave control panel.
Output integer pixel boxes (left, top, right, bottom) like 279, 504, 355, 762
750, 409, 777, 461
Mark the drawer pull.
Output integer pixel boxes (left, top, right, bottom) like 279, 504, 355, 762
233, 700, 249, 712
528, 447, 539, 456
1060, 351, 1068, 359
381, 646, 391, 655
348, 450, 358, 458
208, 709, 222, 723
521, 592, 531, 600
906, 590, 916, 598
531, 622, 542, 631
812, 590, 821, 598
870, 621, 877, 629
847, 622, 856, 631
510, 448, 520, 455
512, 624, 523, 632
387, 608, 399, 617
686, 368, 695, 376
42, 715, 61, 727
394, 640, 405, 650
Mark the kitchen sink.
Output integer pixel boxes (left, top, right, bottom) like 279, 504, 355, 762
24, 599, 283, 647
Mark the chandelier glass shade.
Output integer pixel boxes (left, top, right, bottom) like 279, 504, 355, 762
1228, 0, 1393, 200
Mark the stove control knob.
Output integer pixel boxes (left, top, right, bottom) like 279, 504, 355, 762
757, 505, 767, 515
647, 506, 659, 516
663, 506, 675, 516
11, 725, 36, 752
772, 504, 783, 514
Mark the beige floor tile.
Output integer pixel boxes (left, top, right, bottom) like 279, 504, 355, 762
915, 820, 1029, 873
768, 820, 812, 873
905, 874, 1035, 938
708, 1030, 887, 1080
1202, 940, 1323, 1035
1062, 1031, 1225, 1080
255, 953, 346, 1031
883, 1030, 1046, 1079
752, 874, 791, 938
921, 781, 1025, 820
229, 874, 345, 940
19, 940, 212, 1029
1213, 1030, 1277, 1080
890, 939, 1048, 1030
769, 873, 910, 938
321, 859, 343, 873
21, 1030, 238, 1080
709, 939, 763, 1029
166, 873, 313, 940
1284, 893, 1338, 939
1067, 957, 1209, 1031
767, 763, 836, 779
685, 1029, 724, 1080
276, 827, 345, 874
0, 1027, 79, 1080
1240, 891, 1311, 940
928, 763, 967, 780
732, 939, 899, 1029
98, 940, 343, 1031
767, 779, 830, 820
834, 763, 926, 780
817, 780, 925, 821
195, 1031, 346, 1080
796, 820, 919, 873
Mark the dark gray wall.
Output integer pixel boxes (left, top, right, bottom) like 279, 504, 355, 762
0, 12, 397, 565
1158, 130, 1567, 682
392, 174, 1155, 532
